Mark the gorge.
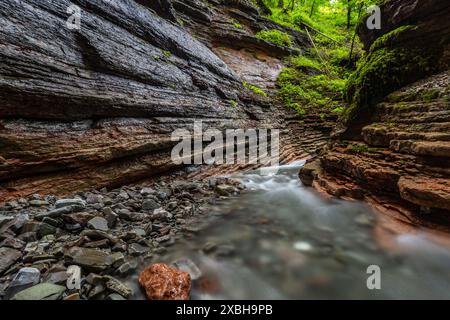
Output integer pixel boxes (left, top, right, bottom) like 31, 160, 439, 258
0, 0, 449, 300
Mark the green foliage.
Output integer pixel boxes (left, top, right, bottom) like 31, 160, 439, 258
277, 55, 346, 117
243, 82, 268, 97
289, 55, 322, 71
255, 29, 293, 47
230, 100, 238, 108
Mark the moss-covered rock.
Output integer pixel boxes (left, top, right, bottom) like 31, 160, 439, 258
343, 46, 437, 121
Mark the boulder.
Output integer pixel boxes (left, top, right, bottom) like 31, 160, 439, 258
138, 263, 191, 300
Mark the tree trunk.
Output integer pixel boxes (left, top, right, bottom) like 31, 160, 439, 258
346, 0, 352, 30
309, 0, 316, 18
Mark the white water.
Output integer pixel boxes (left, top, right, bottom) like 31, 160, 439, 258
132, 161, 450, 299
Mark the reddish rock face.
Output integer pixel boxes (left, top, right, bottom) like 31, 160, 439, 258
138, 263, 191, 300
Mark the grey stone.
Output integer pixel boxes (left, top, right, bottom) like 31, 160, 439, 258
106, 293, 126, 300
0, 247, 22, 275
128, 243, 150, 256
116, 260, 137, 276
103, 276, 133, 298
45, 271, 68, 285
0, 216, 14, 228
38, 222, 57, 238
29, 200, 49, 207
117, 209, 145, 222
142, 199, 159, 211
140, 187, 155, 196
55, 199, 86, 209
4, 267, 40, 300
11, 283, 65, 300
106, 252, 125, 268
102, 207, 118, 228
65, 247, 110, 272
215, 184, 237, 196
0, 237, 26, 250
35, 206, 73, 220
87, 216, 109, 232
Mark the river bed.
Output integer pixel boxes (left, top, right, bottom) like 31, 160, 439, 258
129, 161, 450, 299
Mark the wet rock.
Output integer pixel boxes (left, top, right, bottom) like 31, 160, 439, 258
56, 199, 86, 209
45, 271, 68, 285
4, 267, 40, 300
64, 247, 110, 272
86, 194, 104, 204
142, 199, 160, 212
103, 276, 133, 298
106, 293, 126, 300
171, 258, 202, 280
11, 283, 65, 300
87, 217, 109, 232
293, 241, 313, 252
215, 244, 236, 257
106, 252, 125, 268
129, 243, 150, 256
0, 216, 14, 228
117, 209, 145, 222
215, 184, 238, 196
151, 208, 171, 221
140, 188, 155, 196
63, 212, 95, 226
38, 222, 57, 238
0, 237, 26, 250
138, 263, 191, 300
398, 176, 450, 211
29, 200, 49, 207
80, 230, 118, 244
116, 260, 137, 276
131, 228, 146, 237
35, 206, 73, 220
102, 207, 118, 228
202, 242, 217, 253
0, 247, 22, 275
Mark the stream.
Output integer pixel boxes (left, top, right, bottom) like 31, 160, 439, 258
130, 161, 450, 300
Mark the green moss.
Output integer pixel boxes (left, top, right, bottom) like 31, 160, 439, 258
349, 144, 369, 154
369, 26, 417, 53
289, 55, 322, 72
233, 23, 243, 29
230, 100, 238, 108
243, 82, 268, 97
162, 50, 172, 58
344, 47, 436, 121
255, 29, 293, 48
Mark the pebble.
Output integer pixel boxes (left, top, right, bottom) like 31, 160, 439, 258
87, 216, 109, 232
293, 241, 313, 252
55, 198, 86, 209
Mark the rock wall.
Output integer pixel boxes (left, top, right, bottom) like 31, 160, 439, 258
0, 0, 312, 201
301, 0, 450, 227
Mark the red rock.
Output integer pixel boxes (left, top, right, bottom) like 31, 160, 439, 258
138, 263, 191, 300
398, 176, 450, 210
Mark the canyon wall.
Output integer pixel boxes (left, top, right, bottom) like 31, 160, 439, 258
301, 0, 450, 227
0, 0, 316, 201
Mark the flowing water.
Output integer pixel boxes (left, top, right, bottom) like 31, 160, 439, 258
131, 161, 450, 299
